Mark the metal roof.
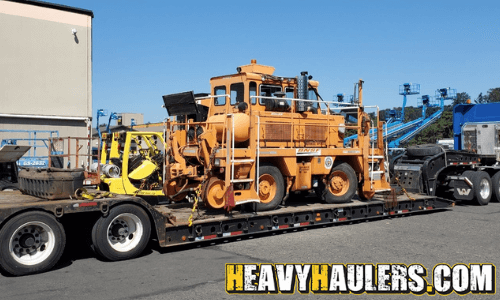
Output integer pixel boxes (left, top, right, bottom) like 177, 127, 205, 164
6, 0, 94, 18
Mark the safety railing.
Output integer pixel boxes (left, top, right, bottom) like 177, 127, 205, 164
0, 129, 60, 168
48, 137, 94, 170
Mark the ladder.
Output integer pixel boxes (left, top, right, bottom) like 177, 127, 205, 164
369, 123, 391, 193
225, 114, 261, 206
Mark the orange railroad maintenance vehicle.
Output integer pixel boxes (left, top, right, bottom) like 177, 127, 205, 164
0, 61, 452, 276
100, 60, 392, 209
162, 60, 391, 211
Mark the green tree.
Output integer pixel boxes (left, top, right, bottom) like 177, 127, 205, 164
453, 92, 470, 106
485, 87, 500, 102
408, 111, 453, 145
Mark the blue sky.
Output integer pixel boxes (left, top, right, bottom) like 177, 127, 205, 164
61, 0, 499, 124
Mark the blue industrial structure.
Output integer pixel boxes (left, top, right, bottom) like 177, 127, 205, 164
96, 109, 119, 139
343, 86, 456, 149
387, 88, 456, 148
383, 83, 421, 126
0, 129, 61, 168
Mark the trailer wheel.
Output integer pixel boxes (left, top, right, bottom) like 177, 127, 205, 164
255, 164, 284, 211
316, 162, 356, 203
491, 171, 500, 202
407, 144, 442, 157
464, 170, 491, 206
91, 204, 151, 261
0, 211, 66, 276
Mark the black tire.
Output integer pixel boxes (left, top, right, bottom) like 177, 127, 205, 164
407, 144, 442, 157
0, 211, 66, 276
463, 170, 491, 206
491, 171, 500, 202
255, 164, 285, 211
315, 162, 356, 203
91, 204, 151, 261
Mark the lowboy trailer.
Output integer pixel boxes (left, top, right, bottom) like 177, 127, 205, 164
0, 189, 451, 276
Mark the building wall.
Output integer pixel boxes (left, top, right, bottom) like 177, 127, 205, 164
0, 1, 92, 118
0, 1, 93, 168
118, 113, 144, 126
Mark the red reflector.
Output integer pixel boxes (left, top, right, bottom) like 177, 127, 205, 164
279, 225, 289, 229
231, 231, 243, 236
389, 211, 396, 215
402, 210, 409, 213
426, 206, 433, 210
80, 202, 98, 207
204, 234, 217, 240
300, 222, 310, 226
338, 217, 347, 221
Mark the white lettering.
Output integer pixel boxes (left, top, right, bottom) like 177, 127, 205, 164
408, 264, 426, 293
434, 264, 452, 293
452, 264, 469, 293
377, 264, 391, 291
244, 264, 257, 291
470, 264, 494, 292
258, 264, 276, 292
295, 264, 311, 292
276, 264, 295, 292
391, 264, 408, 291
347, 264, 364, 292
329, 264, 347, 292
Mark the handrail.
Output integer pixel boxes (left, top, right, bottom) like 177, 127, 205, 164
250, 95, 360, 111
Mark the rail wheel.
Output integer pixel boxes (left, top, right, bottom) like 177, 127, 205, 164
0, 211, 66, 276
316, 162, 356, 203
255, 164, 284, 211
205, 177, 225, 209
91, 204, 151, 261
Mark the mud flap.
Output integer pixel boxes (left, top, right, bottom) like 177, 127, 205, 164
224, 184, 235, 211
450, 177, 474, 200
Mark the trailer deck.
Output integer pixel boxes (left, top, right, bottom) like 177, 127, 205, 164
0, 190, 453, 248
159, 192, 453, 246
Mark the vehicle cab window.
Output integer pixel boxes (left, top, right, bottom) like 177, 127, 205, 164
259, 85, 282, 105
250, 82, 257, 105
230, 83, 244, 105
214, 86, 226, 106
285, 87, 294, 108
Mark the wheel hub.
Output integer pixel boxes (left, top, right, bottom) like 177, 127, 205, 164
331, 176, 345, 192
109, 220, 129, 241
328, 170, 349, 196
479, 178, 490, 199
259, 181, 271, 196
13, 228, 42, 255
